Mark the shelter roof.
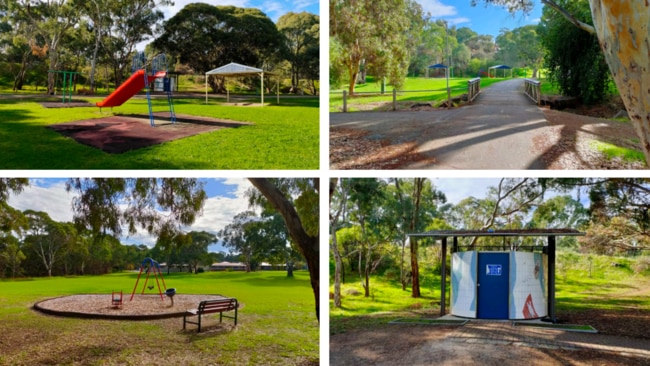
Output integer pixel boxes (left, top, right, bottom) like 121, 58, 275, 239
408, 228, 584, 238
489, 64, 512, 70
206, 62, 264, 76
428, 63, 448, 69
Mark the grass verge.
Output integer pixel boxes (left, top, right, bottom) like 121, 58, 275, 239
0, 271, 319, 365
329, 77, 506, 112
0, 95, 318, 169
589, 140, 645, 163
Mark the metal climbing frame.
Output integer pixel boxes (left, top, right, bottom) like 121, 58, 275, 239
132, 52, 176, 127
48, 70, 80, 103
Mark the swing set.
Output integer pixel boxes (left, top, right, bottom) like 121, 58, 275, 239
130, 257, 167, 301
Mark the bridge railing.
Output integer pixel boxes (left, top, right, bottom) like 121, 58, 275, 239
524, 78, 541, 106
467, 77, 481, 103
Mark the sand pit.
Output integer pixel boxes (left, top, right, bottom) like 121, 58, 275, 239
33, 294, 232, 320
48, 112, 250, 153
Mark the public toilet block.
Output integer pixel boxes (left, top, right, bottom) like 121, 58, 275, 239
407, 229, 585, 323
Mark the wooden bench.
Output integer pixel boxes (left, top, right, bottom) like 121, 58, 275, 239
183, 297, 238, 332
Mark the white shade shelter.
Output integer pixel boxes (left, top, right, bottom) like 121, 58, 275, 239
205, 62, 278, 106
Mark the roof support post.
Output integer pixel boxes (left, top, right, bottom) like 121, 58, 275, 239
547, 235, 557, 323
260, 72, 264, 106
441, 236, 447, 316
452, 236, 458, 253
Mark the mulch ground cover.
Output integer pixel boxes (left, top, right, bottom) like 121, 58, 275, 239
48, 112, 250, 153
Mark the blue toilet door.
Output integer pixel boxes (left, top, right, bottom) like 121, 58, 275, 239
477, 252, 509, 319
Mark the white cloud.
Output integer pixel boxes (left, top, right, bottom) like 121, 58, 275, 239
447, 17, 471, 26
418, 0, 457, 17
8, 181, 75, 223
191, 178, 253, 236
433, 178, 502, 204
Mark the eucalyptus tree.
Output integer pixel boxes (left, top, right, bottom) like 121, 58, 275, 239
277, 12, 319, 93
183, 231, 217, 274
247, 178, 320, 321
219, 211, 258, 272
330, 0, 425, 94
477, 0, 650, 165
23, 210, 77, 277
66, 178, 207, 253
154, 4, 283, 92
6, 0, 81, 94
102, 0, 170, 86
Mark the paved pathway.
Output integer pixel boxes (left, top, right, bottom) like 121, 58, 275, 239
330, 79, 549, 169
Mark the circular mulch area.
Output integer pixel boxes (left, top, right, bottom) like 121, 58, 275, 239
33, 294, 228, 320
47, 112, 251, 153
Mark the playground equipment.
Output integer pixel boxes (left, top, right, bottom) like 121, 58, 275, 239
112, 290, 123, 308
130, 257, 167, 301
165, 288, 177, 306
96, 52, 176, 127
48, 70, 80, 103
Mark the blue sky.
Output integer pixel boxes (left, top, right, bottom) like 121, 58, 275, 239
7, 178, 255, 253
418, 0, 544, 39
160, 0, 319, 22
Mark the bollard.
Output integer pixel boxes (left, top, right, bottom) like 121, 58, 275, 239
393, 89, 397, 111
343, 90, 347, 113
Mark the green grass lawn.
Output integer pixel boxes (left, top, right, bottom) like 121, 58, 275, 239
0, 270, 319, 365
330, 76, 507, 112
0, 95, 318, 169
330, 252, 650, 334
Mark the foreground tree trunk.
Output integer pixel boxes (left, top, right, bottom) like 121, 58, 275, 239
589, 1, 650, 166
248, 178, 320, 321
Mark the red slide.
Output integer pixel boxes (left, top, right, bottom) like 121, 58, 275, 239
96, 70, 166, 108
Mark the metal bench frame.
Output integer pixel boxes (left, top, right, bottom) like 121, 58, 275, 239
183, 297, 238, 332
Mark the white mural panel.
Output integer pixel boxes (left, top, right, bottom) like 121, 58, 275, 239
451, 251, 477, 318
509, 252, 547, 319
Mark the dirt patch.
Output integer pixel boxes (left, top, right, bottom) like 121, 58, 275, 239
330, 127, 436, 169
48, 112, 250, 153
330, 320, 650, 366
533, 108, 646, 169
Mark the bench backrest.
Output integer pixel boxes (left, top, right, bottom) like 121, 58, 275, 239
198, 298, 237, 313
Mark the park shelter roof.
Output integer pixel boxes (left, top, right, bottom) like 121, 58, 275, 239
489, 65, 512, 70
408, 228, 584, 238
204, 62, 278, 105
206, 62, 263, 76
428, 63, 448, 69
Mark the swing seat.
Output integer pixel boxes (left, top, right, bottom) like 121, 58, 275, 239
112, 290, 123, 307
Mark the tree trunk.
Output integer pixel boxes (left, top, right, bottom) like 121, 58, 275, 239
400, 238, 406, 290
589, 0, 650, 166
248, 178, 320, 321
410, 237, 421, 297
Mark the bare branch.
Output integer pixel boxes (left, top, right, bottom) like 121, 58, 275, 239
541, 0, 595, 34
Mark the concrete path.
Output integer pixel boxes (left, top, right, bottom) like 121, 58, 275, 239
330, 79, 549, 169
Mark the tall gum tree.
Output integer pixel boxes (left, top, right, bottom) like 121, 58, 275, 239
478, 0, 650, 166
